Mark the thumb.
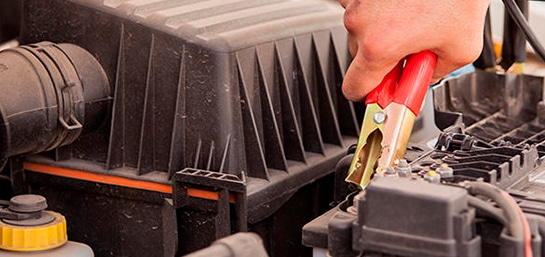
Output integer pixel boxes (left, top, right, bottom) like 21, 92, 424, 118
342, 53, 399, 102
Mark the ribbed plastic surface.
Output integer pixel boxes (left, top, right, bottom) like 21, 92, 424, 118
407, 71, 545, 190
20, 1, 355, 256
434, 71, 544, 149
0, 211, 67, 252
22, 0, 356, 178
97, 0, 343, 51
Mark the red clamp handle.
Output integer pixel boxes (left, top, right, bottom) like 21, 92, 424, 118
365, 50, 437, 115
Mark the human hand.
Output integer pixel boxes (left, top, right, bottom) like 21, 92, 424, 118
339, 0, 490, 102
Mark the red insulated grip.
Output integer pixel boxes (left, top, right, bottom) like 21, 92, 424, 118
365, 61, 403, 107
393, 50, 437, 115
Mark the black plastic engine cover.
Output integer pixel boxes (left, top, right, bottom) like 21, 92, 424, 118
354, 178, 481, 257
18, 0, 357, 256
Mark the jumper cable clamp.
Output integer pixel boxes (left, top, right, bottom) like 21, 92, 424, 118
346, 51, 437, 189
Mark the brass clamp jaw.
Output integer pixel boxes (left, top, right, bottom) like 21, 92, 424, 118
346, 51, 437, 190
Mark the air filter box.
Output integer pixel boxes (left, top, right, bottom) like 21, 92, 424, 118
18, 0, 357, 256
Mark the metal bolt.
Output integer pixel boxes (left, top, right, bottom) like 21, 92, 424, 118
394, 159, 412, 178
373, 111, 386, 124
435, 163, 453, 178
382, 167, 398, 178
424, 170, 441, 184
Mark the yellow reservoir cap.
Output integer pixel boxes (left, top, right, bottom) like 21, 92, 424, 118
0, 211, 67, 251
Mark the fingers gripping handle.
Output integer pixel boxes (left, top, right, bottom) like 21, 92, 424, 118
365, 51, 437, 115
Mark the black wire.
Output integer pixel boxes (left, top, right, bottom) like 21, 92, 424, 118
468, 195, 508, 225
501, 0, 528, 69
503, 0, 545, 63
474, 8, 497, 69
465, 181, 524, 239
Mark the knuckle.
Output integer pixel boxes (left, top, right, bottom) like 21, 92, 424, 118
343, 11, 358, 32
360, 38, 384, 61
